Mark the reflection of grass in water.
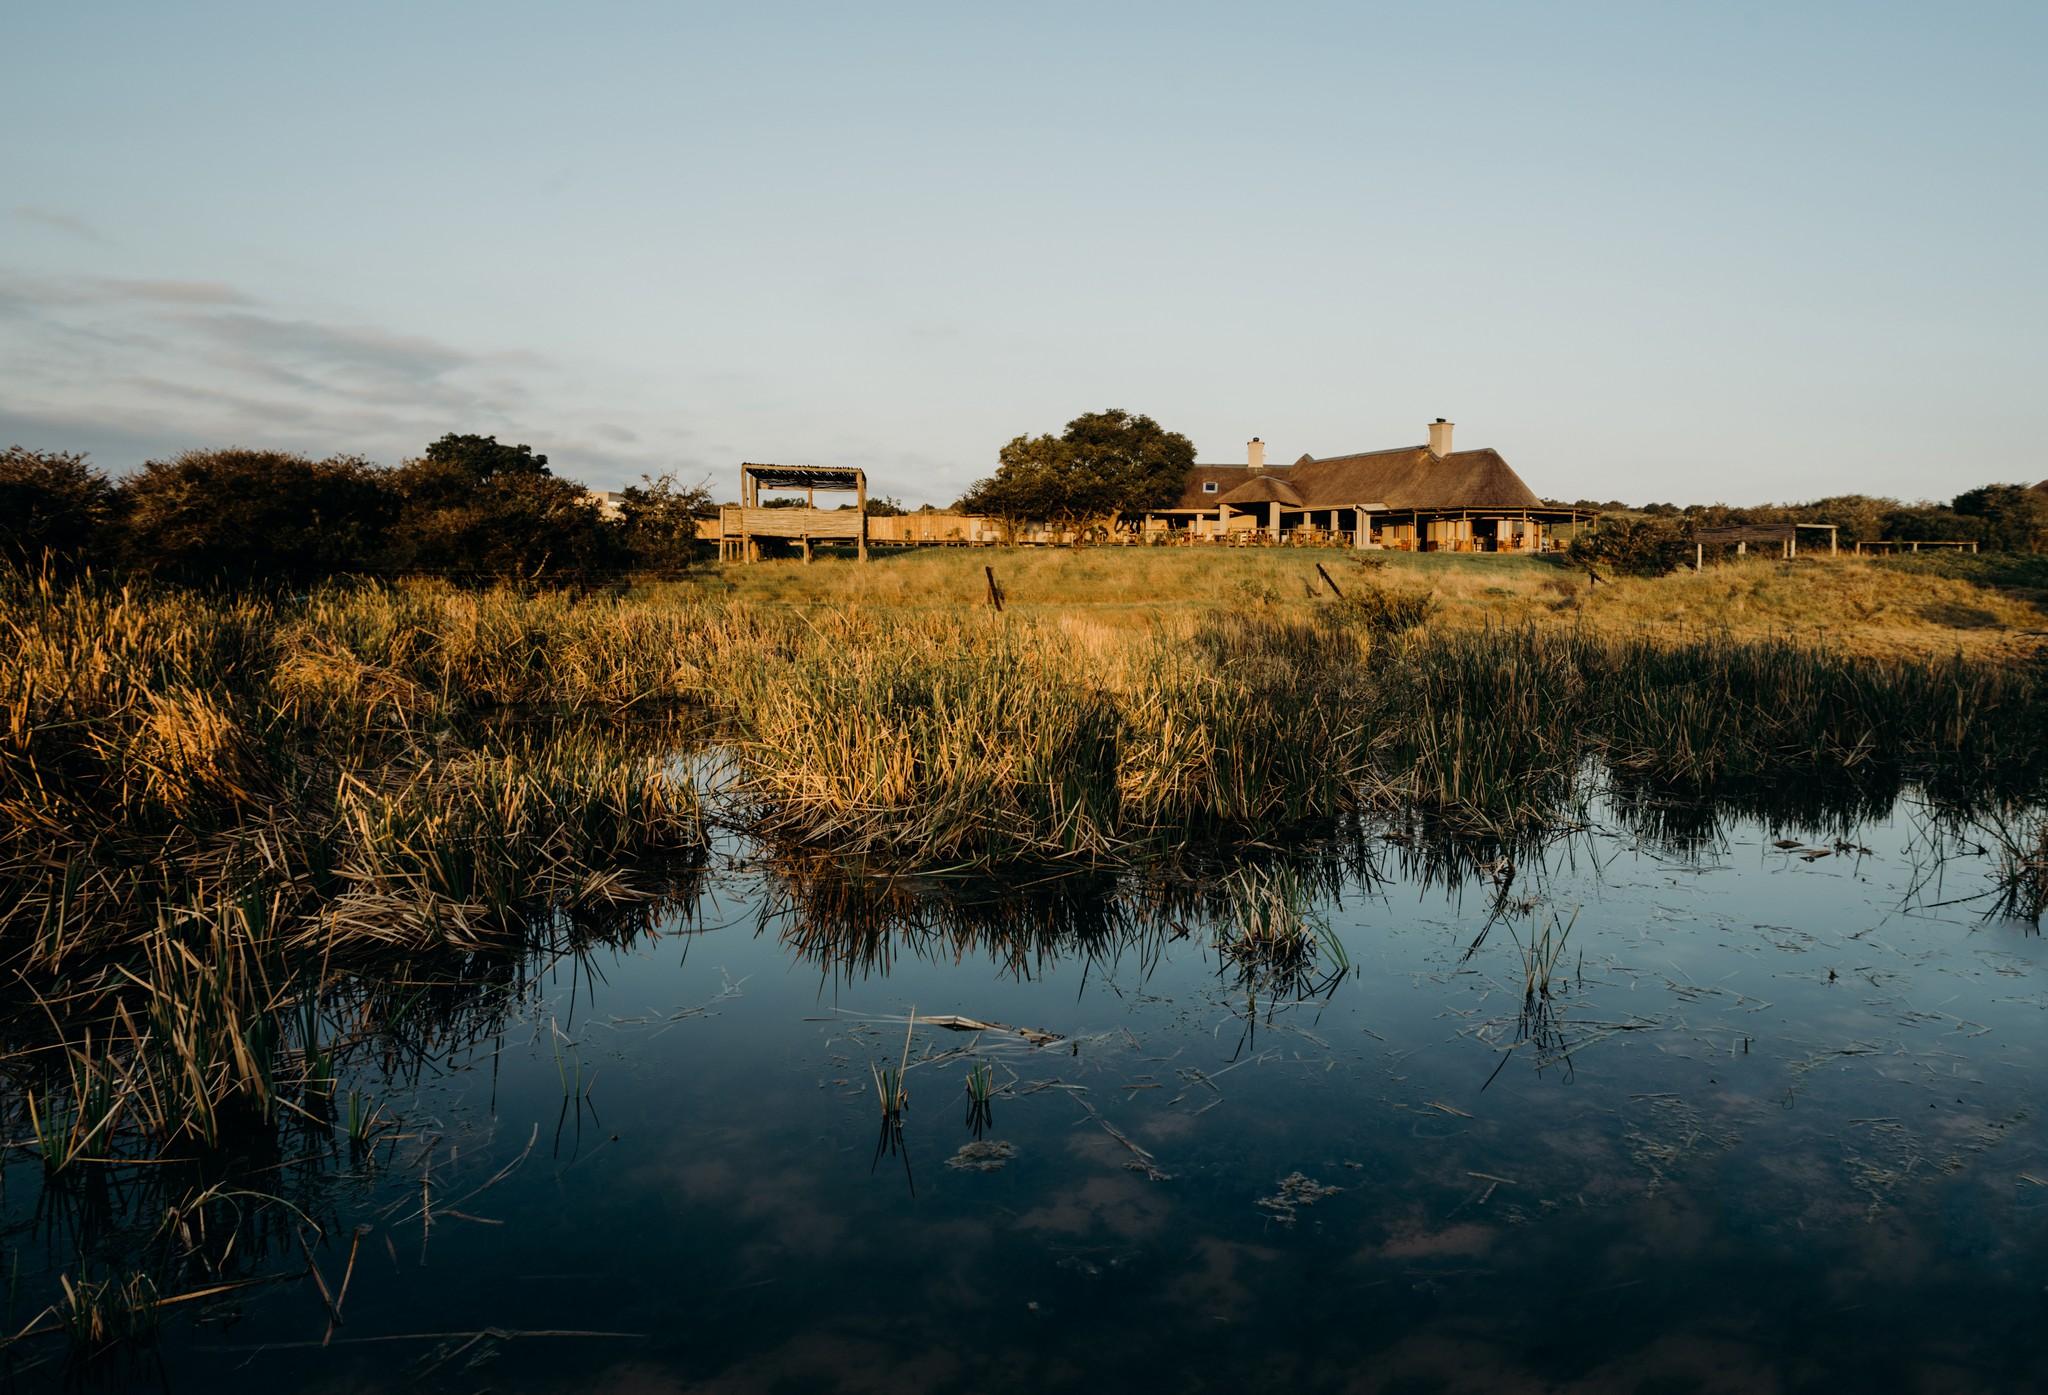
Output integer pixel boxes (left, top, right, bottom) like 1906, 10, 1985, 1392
1510, 908, 1576, 1009
1216, 864, 1348, 977
964, 1061, 996, 1138
0, 895, 680, 1368
55, 1270, 161, 1358
1980, 810, 2047, 925
871, 1013, 914, 1120
3, 572, 2045, 1367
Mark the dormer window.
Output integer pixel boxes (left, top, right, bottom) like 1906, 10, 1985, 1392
1202, 481, 1219, 494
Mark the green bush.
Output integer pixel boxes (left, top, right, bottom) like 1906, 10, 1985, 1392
118, 449, 396, 584
1566, 515, 1691, 576
0, 447, 116, 575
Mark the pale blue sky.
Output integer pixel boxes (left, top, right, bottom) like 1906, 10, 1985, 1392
3, 1, 2042, 505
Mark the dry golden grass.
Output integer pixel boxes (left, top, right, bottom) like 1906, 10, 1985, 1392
669, 547, 2048, 660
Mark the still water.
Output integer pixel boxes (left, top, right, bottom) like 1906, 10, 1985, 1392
8, 798, 2047, 1393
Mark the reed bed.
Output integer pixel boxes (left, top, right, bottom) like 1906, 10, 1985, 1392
718, 601, 2047, 868
0, 562, 2041, 1363
0, 571, 712, 1292
0, 572, 2042, 1214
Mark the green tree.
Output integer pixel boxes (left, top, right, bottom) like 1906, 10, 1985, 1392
1952, 483, 2048, 553
616, 471, 715, 573
386, 433, 627, 579
1566, 514, 1693, 576
0, 447, 115, 574
963, 409, 1195, 530
118, 448, 396, 584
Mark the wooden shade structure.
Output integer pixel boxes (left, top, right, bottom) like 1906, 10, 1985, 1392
721, 463, 868, 563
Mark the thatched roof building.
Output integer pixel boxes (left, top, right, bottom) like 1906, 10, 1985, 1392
1145, 419, 1578, 552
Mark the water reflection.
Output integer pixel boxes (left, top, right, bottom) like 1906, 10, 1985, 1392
4, 783, 2047, 1391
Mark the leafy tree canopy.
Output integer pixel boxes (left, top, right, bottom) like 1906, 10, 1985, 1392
386, 435, 624, 579
963, 409, 1195, 524
616, 472, 715, 573
1953, 483, 2048, 553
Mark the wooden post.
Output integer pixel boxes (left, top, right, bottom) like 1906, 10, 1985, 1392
1695, 542, 1703, 572
801, 536, 812, 564
856, 470, 868, 562
1315, 562, 1343, 598
985, 565, 1003, 612
740, 467, 756, 564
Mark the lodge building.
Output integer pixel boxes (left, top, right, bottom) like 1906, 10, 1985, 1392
1141, 419, 1583, 552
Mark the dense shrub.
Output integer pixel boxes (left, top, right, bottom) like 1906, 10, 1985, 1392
616, 473, 715, 573
1954, 484, 2048, 554
119, 448, 398, 584
0, 447, 116, 574
1565, 515, 1692, 576
384, 434, 628, 581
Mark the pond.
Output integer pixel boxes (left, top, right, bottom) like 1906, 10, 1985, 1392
6, 794, 2046, 1393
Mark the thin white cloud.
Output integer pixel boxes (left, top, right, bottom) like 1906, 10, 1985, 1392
0, 269, 709, 486
11, 205, 108, 245
91, 278, 253, 306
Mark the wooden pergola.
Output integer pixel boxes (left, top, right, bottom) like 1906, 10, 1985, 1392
719, 463, 868, 563
1689, 521, 1838, 568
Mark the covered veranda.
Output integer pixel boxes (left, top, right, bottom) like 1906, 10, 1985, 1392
718, 463, 869, 563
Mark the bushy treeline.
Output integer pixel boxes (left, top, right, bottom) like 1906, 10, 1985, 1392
0, 435, 715, 583
1553, 486, 2048, 553
1560, 483, 2048, 576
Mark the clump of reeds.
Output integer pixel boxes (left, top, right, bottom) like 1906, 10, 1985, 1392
1511, 908, 1577, 1007
1215, 864, 1349, 984
871, 1013, 914, 1120
1323, 581, 1435, 636
725, 607, 1377, 868
963, 1059, 996, 1137
0, 574, 715, 965
54, 1269, 162, 1356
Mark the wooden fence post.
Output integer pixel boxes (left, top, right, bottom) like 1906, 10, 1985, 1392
985, 565, 1004, 612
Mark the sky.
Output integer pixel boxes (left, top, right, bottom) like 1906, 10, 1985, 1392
3, 1, 2043, 507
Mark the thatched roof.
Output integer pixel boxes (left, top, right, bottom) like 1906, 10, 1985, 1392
742, 463, 864, 491
1173, 443, 1543, 511
2032, 478, 2048, 495
1218, 475, 1303, 507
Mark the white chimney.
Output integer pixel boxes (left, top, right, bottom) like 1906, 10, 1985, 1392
1427, 418, 1454, 456
1247, 437, 1265, 470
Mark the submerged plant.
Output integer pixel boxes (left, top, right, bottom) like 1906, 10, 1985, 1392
963, 1060, 996, 1137
870, 1012, 915, 1120
1511, 907, 1577, 1007
342, 1089, 391, 1156
54, 1269, 162, 1357
1217, 865, 1333, 971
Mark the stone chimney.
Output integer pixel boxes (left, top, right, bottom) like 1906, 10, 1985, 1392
1247, 437, 1265, 470
1427, 418, 1454, 456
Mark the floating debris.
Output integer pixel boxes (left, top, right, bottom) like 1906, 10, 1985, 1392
946, 1140, 1018, 1173
1256, 1172, 1344, 1224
